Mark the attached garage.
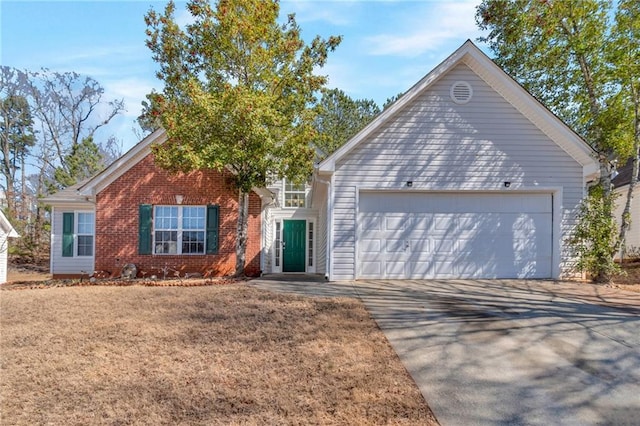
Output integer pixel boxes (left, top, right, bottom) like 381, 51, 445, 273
357, 191, 555, 279
316, 41, 599, 281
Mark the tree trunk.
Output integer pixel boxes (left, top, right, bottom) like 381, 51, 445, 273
20, 153, 26, 220
617, 82, 640, 260
618, 155, 638, 260
235, 189, 249, 277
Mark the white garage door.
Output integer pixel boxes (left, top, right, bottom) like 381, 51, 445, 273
358, 192, 553, 279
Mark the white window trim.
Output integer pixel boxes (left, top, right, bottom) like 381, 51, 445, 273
282, 178, 309, 209
272, 218, 316, 273
75, 211, 95, 258
153, 205, 206, 255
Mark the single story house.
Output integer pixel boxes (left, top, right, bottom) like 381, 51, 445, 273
612, 159, 640, 257
44, 40, 599, 281
0, 210, 19, 283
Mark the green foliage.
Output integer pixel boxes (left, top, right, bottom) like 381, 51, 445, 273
49, 137, 104, 192
313, 88, 380, 156
0, 95, 35, 165
382, 92, 404, 110
476, 0, 640, 282
145, 0, 341, 193
0, 94, 35, 195
137, 97, 162, 135
477, 0, 615, 151
145, 0, 340, 275
569, 185, 620, 282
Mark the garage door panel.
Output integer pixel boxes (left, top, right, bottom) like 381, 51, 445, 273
432, 239, 455, 254
410, 239, 431, 254
385, 216, 406, 231
358, 192, 553, 279
360, 239, 382, 253
386, 261, 405, 277
361, 261, 381, 276
386, 239, 406, 252
361, 215, 382, 232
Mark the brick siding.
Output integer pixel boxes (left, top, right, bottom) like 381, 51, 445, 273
94, 154, 262, 278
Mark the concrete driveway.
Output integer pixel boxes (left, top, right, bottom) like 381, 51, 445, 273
250, 277, 640, 425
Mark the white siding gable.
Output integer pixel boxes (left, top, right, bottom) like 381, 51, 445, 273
329, 63, 585, 280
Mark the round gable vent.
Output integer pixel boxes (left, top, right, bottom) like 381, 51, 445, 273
450, 81, 473, 104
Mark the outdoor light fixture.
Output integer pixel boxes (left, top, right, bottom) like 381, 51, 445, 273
175, 194, 184, 204
504, 181, 511, 188
406, 181, 413, 187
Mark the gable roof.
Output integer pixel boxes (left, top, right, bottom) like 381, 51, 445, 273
0, 211, 19, 238
77, 128, 167, 196
43, 127, 272, 204
317, 40, 599, 180
612, 158, 638, 188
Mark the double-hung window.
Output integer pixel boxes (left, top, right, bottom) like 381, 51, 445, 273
62, 211, 94, 257
76, 213, 94, 256
284, 181, 307, 207
154, 206, 206, 255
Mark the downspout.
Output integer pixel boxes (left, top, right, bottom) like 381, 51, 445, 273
314, 170, 332, 281
258, 191, 276, 276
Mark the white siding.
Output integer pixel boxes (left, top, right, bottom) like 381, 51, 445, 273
0, 232, 8, 283
613, 185, 640, 258
261, 204, 319, 274
312, 181, 329, 276
330, 64, 584, 280
50, 205, 95, 275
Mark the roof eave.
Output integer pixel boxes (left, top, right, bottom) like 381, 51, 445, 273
318, 39, 599, 176
78, 128, 167, 196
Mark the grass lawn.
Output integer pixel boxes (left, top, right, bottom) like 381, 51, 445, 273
0, 284, 437, 425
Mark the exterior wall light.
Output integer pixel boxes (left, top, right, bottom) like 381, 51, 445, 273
406, 181, 413, 187
504, 182, 511, 188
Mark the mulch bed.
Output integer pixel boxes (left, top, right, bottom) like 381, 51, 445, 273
1, 277, 247, 291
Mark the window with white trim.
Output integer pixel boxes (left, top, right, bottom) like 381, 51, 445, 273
308, 222, 313, 267
76, 212, 94, 256
274, 221, 281, 267
284, 180, 307, 207
61, 211, 94, 258
154, 206, 205, 254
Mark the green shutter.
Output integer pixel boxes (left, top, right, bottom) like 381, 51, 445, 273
62, 212, 74, 257
138, 204, 153, 255
206, 205, 219, 254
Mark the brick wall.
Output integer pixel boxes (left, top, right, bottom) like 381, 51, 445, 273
94, 154, 262, 278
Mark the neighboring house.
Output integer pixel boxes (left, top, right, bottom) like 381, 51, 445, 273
44, 40, 599, 281
0, 211, 19, 283
612, 159, 640, 257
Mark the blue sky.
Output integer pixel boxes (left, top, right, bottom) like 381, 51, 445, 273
1, 0, 489, 152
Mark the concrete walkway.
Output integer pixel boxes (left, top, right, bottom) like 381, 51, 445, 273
249, 276, 640, 425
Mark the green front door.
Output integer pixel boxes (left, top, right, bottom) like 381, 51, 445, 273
283, 220, 306, 272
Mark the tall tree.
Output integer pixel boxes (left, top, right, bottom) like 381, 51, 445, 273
0, 67, 35, 219
145, 0, 340, 276
26, 69, 125, 177
0, 94, 35, 217
313, 88, 380, 155
610, 0, 640, 256
0, 66, 124, 261
50, 137, 104, 191
476, 0, 634, 282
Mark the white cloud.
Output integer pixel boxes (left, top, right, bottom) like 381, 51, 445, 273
104, 77, 156, 119
366, 1, 482, 57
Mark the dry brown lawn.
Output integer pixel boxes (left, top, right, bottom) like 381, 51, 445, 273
0, 284, 437, 425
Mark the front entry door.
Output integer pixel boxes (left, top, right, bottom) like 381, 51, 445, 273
283, 220, 306, 272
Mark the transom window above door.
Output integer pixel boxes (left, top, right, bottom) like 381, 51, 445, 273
284, 180, 307, 208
